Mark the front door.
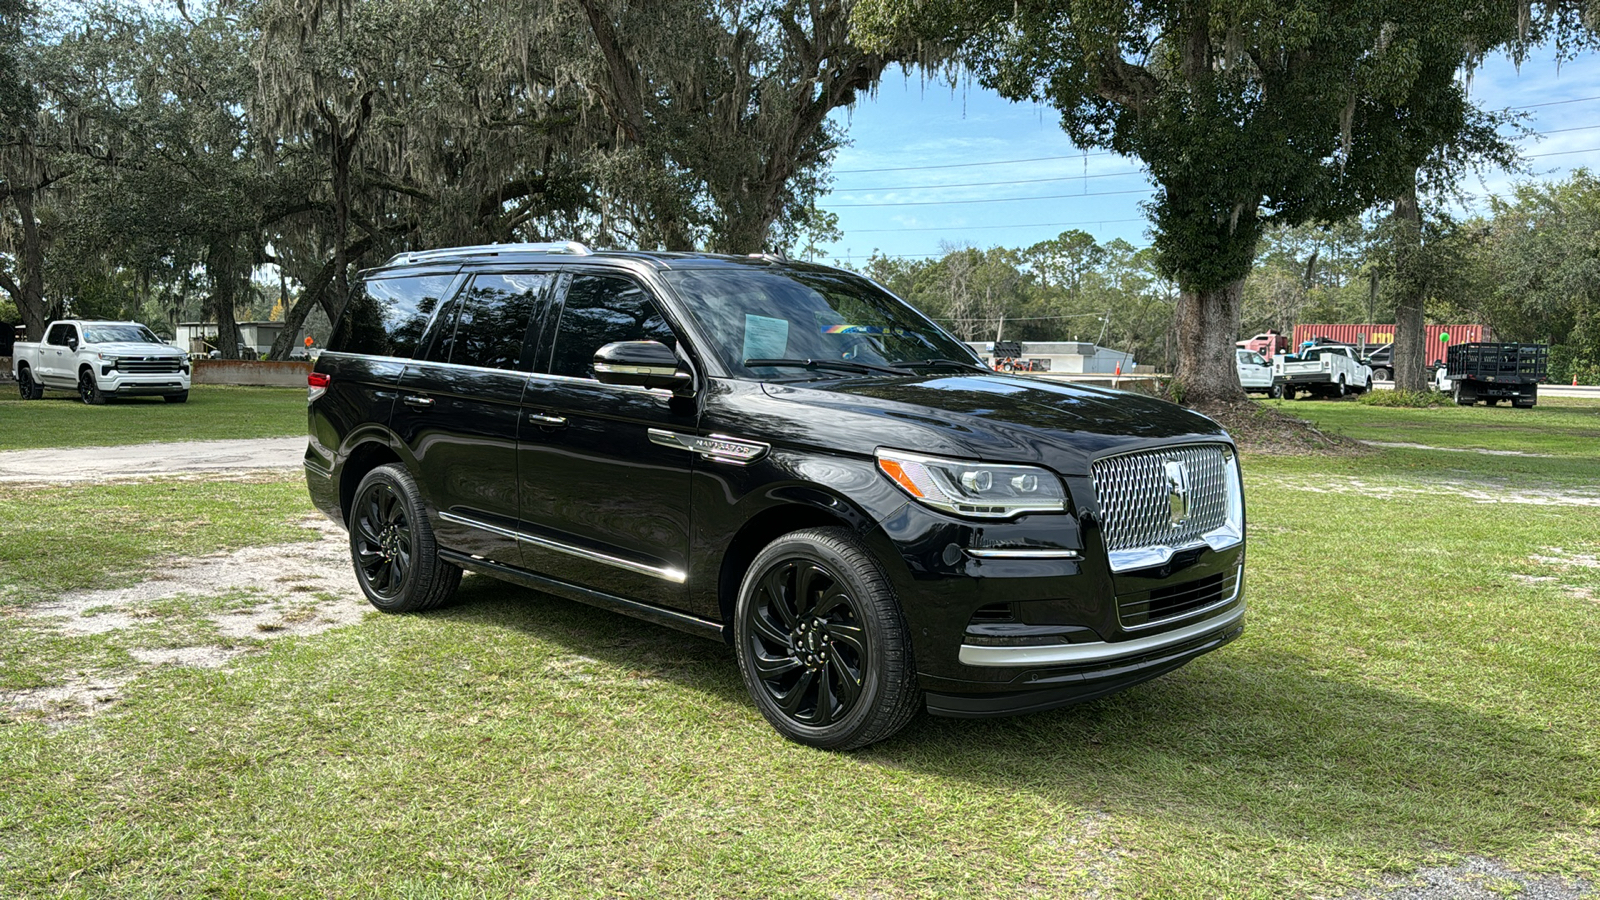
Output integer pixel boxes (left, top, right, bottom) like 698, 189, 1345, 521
517, 272, 698, 612
42, 322, 77, 387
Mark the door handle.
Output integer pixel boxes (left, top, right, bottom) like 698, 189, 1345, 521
527, 412, 567, 427
402, 395, 434, 408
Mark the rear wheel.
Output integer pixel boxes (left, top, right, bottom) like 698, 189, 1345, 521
1454, 383, 1475, 406
735, 527, 921, 750
17, 366, 42, 400
1283, 385, 1296, 400
349, 464, 461, 613
1373, 367, 1391, 382
78, 369, 107, 405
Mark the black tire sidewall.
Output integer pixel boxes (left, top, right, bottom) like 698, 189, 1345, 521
349, 465, 439, 612
734, 529, 910, 750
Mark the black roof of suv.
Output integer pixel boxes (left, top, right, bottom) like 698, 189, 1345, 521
305, 242, 1247, 749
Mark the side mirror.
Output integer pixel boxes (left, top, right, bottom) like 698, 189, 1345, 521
66, 335, 79, 351
593, 341, 693, 394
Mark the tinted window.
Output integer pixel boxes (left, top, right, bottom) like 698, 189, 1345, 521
548, 275, 676, 379
330, 274, 456, 358
442, 273, 550, 371
46, 323, 74, 346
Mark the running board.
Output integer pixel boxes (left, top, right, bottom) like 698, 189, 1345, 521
438, 550, 724, 642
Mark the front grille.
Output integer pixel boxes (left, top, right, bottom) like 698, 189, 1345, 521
1119, 568, 1239, 628
1092, 443, 1231, 558
116, 357, 183, 374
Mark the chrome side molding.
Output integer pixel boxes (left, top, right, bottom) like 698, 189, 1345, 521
439, 512, 686, 584
647, 429, 770, 466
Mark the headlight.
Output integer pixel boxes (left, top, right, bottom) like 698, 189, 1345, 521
875, 449, 1067, 518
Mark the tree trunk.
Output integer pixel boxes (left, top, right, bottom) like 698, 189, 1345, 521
206, 239, 242, 360
1391, 171, 1428, 393
14, 188, 51, 341
1174, 277, 1248, 405
267, 237, 372, 360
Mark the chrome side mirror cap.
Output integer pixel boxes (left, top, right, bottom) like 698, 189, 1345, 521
593, 341, 693, 394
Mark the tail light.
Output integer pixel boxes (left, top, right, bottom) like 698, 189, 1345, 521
308, 371, 330, 402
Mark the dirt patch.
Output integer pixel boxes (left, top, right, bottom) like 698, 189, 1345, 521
4, 516, 368, 725
1351, 855, 1594, 899
0, 436, 305, 484
1187, 400, 1373, 457
1262, 474, 1600, 508
1365, 441, 1558, 458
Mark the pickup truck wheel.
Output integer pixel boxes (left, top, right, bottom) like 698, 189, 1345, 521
1267, 383, 1283, 400
1282, 385, 1296, 400
78, 370, 107, 405
17, 367, 42, 400
163, 391, 189, 404
1373, 367, 1391, 382
735, 527, 920, 750
1333, 378, 1348, 398
349, 464, 461, 613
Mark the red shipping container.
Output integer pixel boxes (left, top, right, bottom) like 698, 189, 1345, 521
1290, 324, 1490, 364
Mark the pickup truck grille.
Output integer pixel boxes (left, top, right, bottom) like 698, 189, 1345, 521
115, 357, 184, 374
1091, 444, 1231, 561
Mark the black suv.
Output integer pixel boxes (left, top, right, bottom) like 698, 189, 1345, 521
305, 242, 1246, 749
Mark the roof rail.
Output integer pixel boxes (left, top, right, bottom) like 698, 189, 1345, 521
389, 241, 593, 266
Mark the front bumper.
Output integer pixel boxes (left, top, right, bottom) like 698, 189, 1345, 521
101, 371, 190, 395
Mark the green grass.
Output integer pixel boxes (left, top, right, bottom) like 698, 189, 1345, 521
0, 477, 322, 604
0, 385, 305, 450
1, 417, 1597, 897
1262, 395, 1600, 458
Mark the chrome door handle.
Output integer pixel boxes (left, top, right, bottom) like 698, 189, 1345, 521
527, 412, 567, 427
402, 395, 434, 407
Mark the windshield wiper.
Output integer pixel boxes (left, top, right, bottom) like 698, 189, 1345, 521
744, 357, 913, 377
889, 357, 987, 371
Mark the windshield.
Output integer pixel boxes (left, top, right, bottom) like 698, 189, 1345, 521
661, 266, 981, 379
84, 323, 162, 344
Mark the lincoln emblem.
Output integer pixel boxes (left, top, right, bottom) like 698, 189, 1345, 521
1164, 458, 1191, 527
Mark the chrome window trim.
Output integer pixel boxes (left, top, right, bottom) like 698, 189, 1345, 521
964, 548, 1081, 560
958, 602, 1244, 668
526, 369, 674, 396
438, 512, 686, 584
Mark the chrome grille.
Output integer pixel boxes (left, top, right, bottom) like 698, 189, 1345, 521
1092, 444, 1230, 555
116, 357, 183, 374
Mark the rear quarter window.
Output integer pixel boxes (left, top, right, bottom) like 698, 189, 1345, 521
329, 273, 457, 358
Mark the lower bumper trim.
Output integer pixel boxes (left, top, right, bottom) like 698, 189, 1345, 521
958, 604, 1244, 668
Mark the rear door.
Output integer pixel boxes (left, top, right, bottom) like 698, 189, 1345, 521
516, 270, 699, 612
391, 270, 554, 568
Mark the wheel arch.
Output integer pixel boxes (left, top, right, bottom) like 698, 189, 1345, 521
714, 484, 908, 640
339, 439, 404, 522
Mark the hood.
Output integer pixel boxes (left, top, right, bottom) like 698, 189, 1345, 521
89, 341, 185, 358
761, 372, 1228, 475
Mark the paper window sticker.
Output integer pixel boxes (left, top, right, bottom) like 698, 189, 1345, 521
743, 314, 790, 360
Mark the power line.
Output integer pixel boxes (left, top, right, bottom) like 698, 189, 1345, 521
1530, 122, 1600, 136
833, 150, 1119, 175
1525, 144, 1600, 159
849, 216, 1147, 234
832, 168, 1146, 194
1508, 94, 1600, 110
827, 187, 1152, 208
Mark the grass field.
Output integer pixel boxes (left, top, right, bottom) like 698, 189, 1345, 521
0, 385, 305, 450
0, 400, 1596, 897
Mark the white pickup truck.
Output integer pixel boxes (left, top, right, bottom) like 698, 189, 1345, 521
12, 319, 191, 404
1271, 343, 1372, 400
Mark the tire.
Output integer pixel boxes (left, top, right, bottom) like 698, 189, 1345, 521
17, 366, 42, 400
1362, 377, 1373, 394
1333, 378, 1347, 399
1373, 367, 1391, 382
348, 464, 462, 613
734, 527, 921, 750
164, 391, 189, 404
1454, 383, 1474, 406
78, 369, 107, 405
1267, 383, 1283, 400
1282, 385, 1296, 401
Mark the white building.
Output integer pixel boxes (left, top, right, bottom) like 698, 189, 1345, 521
175, 321, 286, 357
967, 341, 1137, 374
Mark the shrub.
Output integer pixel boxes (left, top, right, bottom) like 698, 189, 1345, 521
1360, 389, 1449, 408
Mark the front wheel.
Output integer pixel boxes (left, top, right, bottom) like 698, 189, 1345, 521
735, 527, 921, 750
1267, 383, 1283, 400
349, 464, 461, 612
78, 370, 107, 405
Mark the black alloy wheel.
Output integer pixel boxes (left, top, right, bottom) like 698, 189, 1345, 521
78, 370, 106, 405
349, 464, 461, 612
17, 368, 40, 400
735, 527, 920, 750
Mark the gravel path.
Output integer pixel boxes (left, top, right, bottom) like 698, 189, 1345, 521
0, 436, 306, 483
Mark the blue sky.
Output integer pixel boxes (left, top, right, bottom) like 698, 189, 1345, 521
814, 52, 1600, 265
